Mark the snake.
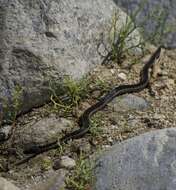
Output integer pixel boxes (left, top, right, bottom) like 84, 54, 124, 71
21, 46, 162, 160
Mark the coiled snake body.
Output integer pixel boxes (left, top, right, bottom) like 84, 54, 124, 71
22, 46, 162, 159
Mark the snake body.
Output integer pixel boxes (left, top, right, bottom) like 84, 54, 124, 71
23, 46, 161, 156
60, 46, 161, 141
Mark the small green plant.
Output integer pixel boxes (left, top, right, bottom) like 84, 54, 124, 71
40, 157, 52, 171
1, 85, 23, 123
12, 85, 23, 117
108, 5, 145, 65
66, 153, 93, 190
49, 76, 90, 114
107, 0, 174, 65
53, 141, 67, 157
93, 78, 110, 93
63, 76, 89, 106
90, 114, 104, 137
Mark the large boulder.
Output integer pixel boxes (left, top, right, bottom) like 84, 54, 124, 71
94, 128, 176, 190
0, 0, 140, 121
113, 0, 176, 47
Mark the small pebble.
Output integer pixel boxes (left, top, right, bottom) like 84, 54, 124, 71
117, 73, 127, 80
53, 156, 76, 170
0, 125, 12, 141
102, 145, 111, 149
107, 137, 113, 143
110, 69, 115, 74
110, 125, 118, 129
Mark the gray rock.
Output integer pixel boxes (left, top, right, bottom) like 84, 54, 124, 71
53, 156, 76, 170
14, 114, 73, 147
32, 169, 67, 190
117, 72, 127, 81
0, 125, 12, 141
113, 0, 176, 48
111, 94, 149, 112
0, 177, 20, 190
0, 0, 141, 119
94, 128, 176, 190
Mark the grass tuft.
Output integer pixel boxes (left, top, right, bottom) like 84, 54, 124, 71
66, 153, 93, 190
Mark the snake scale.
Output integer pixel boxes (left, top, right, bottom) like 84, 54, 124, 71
21, 46, 162, 161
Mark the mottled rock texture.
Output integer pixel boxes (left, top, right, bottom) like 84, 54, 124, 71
32, 169, 67, 190
113, 0, 176, 48
0, 0, 140, 120
13, 114, 73, 148
111, 94, 149, 112
0, 177, 20, 190
94, 128, 176, 190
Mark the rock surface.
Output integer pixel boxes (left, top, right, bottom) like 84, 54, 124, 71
0, 125, 12, 141
14, 114, 73, 148
117, 72, 127, 81
94, 128, 176, 190
0, 0, 140, 119
53, 156, 76, 170
113, 0, 176, 47
32, 169, 67, 190
0, 177, 20, 190
111, 94, 149, 112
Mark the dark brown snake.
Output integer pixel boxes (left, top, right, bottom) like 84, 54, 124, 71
16, 46, 161, 165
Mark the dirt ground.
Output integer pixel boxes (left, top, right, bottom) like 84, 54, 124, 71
0, 46, 175, 189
